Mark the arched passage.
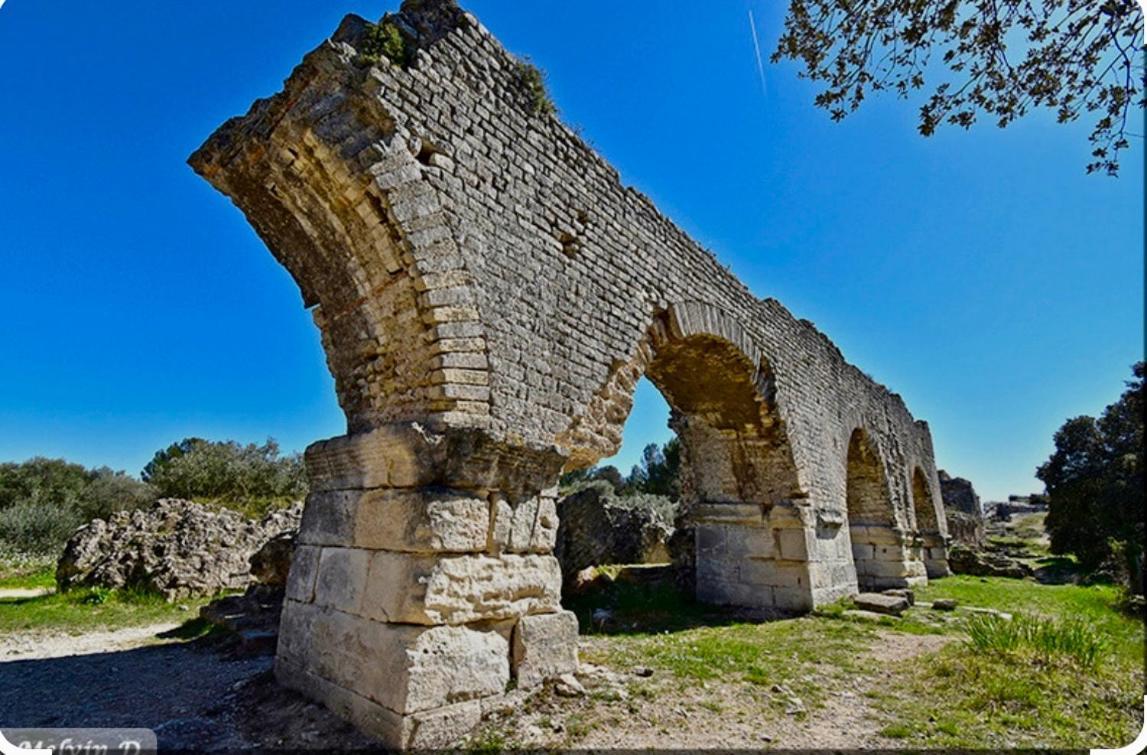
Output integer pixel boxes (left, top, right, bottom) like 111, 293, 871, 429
912, 467, 938, 533
912, 466, 951, 578
845, 429, 895, 590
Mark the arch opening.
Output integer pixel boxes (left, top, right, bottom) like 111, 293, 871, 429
912, 467, 939, 534
845, 428, 897, 591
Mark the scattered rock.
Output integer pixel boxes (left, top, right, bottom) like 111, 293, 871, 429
853, 592, 909, 616
882, 588, 915, 606
56, 499, 302, 600
554, 673, 586, 697
947, 544, 1032, 579
198, 584, 285, 655
842, 609, 895, 623
931, 598, 958, 611
249, 532, 297, 587
633, 666, 654, 677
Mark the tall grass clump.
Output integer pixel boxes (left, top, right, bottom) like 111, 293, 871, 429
966, 613, 1107, 668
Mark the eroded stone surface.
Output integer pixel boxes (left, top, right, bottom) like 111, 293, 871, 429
512, 610, 579, 689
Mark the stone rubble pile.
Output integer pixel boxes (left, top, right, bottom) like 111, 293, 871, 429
56, 498, 303, 600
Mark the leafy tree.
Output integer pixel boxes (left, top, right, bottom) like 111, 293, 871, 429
773, 0, 1145, 175
560, 438, 682, 500
625, 439, 682, 499
0, 458, 90, 512
0, 459, 156, 556
142, 437, 306, 511
1038, 362, 1144, 593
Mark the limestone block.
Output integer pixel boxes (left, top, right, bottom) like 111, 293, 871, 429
285, 544, 322, 603
511, 610, 579, 688
740, 558, 808, 589
771, 585, 814, 611
278, 601, 509, 715
423, 554, 562, 624
776, 528, 809, 561
276, 655, 487, 749
354, 488, 489, 553
491, 494, 558, 553
299, 490, 357, 546
314, 547, 370, 615
697, 576, 766, 608
359, 551, 562, 625
305, 425, 440, 492
853, 592, 908, 616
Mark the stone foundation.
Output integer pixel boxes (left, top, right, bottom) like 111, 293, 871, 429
274, 425, 577, 748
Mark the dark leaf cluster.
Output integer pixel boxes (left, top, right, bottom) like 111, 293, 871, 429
773, 0, 1145, 174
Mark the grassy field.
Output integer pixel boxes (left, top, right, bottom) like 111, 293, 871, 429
514, 572, 1145, 750
0, 565, 55, 590
868, 576, 1143, 749
0, 583, 215, 636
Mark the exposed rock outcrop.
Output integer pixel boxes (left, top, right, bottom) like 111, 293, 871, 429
555, 481, 676, 584
938, 471, 982, 516
56, 498, 302, 600
945, 510, 986, 547
946, 544, 1033, 579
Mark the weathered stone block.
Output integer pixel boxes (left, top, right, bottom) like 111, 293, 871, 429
359, 551, 562, 625
491, 494, 558, 554
314, 547, 370, 615
285, 544, 322, 603
278, 601, 509, 715
355, 488, 490, 553
511, 610, 579, 688
853, 592, 908, 616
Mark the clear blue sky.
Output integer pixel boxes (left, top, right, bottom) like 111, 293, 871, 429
0, 1, 1141, 502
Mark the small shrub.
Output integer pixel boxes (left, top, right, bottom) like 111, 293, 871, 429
965, 613, 1107, 668
81, 587, 112, 605
0, 499, 83, 556
360, 19, 412, 67
514, 59, 555, 117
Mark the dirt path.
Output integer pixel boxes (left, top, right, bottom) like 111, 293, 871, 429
0, 588, 52, 600
0, 625, 376, 751
479, 629, 954, 750
0, 622, 181, 661
1, 623, 952, 750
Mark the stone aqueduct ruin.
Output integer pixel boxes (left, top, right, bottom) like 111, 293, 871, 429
191, 0, 950, 747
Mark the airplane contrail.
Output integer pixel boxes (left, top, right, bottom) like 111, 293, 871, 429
748, 8, 767, 97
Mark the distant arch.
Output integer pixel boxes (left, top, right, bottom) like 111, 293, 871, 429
845, 428, 896, 590
911, 466, 940, 534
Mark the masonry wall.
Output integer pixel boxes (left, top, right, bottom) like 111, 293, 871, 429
190, 0, 949, 745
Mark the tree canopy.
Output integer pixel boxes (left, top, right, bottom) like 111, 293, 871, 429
142, 437, 306, 511
560, 438, 682, 499
774, 0, 1145, 175
1037, 362, 1144, 593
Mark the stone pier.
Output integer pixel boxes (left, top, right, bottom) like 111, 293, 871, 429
190, 0, 950, 746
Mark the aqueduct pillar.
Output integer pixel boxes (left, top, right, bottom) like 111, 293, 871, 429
190, 0, 949, 746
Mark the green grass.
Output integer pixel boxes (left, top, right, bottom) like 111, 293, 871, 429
916, 575, 1141, 659
0, 587, 214, 635
966, 612, 1107, 667
583, 615, 876, 709
0, 565, 55, 590
873, 576, 1144, 749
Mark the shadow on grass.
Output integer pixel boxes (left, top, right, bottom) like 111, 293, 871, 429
563, 565, 793, 636
1033, 555, 1084, 585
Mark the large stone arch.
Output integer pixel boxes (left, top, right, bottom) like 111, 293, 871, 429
911, 464, 951, 578
189, 0, 949, 746
843, 428, 928, 590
